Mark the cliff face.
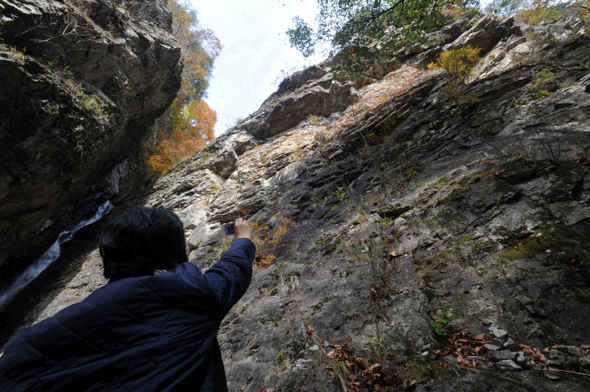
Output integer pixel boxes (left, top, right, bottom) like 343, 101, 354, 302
0, 0, 182, 271
5, 13, 590, 391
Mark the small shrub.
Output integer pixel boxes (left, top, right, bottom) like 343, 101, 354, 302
251, 218, 293, 267
531, 70, 554, 100
429, 45, 482, 80
403, 355, 435, 383
431, 311, 460, 336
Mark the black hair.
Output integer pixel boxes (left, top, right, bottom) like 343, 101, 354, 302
100, 207, 188, 281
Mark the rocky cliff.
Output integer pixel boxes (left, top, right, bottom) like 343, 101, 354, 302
0, 0, 182, 276
4, 13, 590, 392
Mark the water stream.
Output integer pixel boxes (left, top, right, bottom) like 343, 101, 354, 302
0, 201, 114, 310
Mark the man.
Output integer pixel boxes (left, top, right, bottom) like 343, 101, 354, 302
0, 207, 255, 391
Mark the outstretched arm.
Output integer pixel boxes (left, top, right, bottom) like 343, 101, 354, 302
204, 218, 255, 316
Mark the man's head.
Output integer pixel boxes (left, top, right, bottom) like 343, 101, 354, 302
100, 207, 188, 281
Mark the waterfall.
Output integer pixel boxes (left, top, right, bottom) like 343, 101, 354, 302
0, 201, 114, 310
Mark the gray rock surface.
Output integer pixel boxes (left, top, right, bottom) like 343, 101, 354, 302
0, 0, 182, 271
489, 350, 517, 361
3, 14, 590, 392
495, 359, 522, 370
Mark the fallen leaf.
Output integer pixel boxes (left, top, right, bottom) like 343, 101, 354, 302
534, 351, 547, 363
457, 355, 475, 368
306, 329, 315, 335
544, 368, 561, 380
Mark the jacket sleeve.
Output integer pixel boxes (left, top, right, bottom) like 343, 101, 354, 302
203, 237, 255, 316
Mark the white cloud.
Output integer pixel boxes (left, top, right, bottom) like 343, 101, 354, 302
190, 0, 323, 135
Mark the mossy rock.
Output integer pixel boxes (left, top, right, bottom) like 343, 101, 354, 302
377, 204, 410, 218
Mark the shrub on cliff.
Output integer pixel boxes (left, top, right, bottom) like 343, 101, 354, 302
148, 0, 221, 175
428, 45, 482, 80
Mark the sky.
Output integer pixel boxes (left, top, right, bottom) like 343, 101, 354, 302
190, 0, 324, 136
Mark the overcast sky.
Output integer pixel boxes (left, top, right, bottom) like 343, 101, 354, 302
191, 0, 324, 136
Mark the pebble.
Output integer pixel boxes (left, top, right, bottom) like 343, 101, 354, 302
489, 350, 516, 361
294, 359, 312, 369
556, 345, 582, 357
549, 349, 564, 359
515, 352, 527, 367
484, 343, 500, 351
531, 363, 548, 370
503, 340, 519, 352
495, 359, 522, 370
489, 325, 508, 340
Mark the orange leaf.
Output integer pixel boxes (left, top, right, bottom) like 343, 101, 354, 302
457, 355, 475, 368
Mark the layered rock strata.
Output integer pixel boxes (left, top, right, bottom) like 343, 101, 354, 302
0, 0, 182, 272
5, 14, 590, 392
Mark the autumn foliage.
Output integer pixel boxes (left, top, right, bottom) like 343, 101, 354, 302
250, 218, 293, 268
428, 45, 481, 80
148, 0, 222, 175
149, 99, 217, 174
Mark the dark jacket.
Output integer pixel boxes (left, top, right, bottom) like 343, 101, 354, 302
0, 238, 255, 392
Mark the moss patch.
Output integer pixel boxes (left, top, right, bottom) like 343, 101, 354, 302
497, 227, 580, 265
442, 170, 494, 203
315, 234, 342, 254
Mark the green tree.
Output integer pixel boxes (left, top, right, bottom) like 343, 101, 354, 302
484, 0, 572, 25
484, 0, 528, 16
149, 0, 222, 175
287, 0, 471, 71
516, 0, 567, 25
